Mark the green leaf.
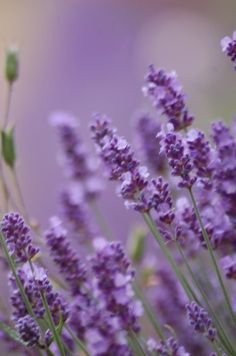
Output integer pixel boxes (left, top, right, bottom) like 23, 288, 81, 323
1, 126, 16, 168
0, 320, 27, 346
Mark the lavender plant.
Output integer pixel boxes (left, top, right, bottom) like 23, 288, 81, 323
0, 30, 235, 356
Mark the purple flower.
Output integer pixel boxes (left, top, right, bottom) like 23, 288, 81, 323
221, 31, 236, 69
45, 216, 87, 295
135, 114, 166, 174
16, 315, 40, 346
83, 306, 131, 356
143, 65, 194, 130
91, 114, 151, 212
90, 239, 143, 332
1, 213, 39, 263
147, 337, 189, 356
159, 127, 196, 188
186, 301, 217, 342
9, 264, 68, 324
211, 120, 236, 228
50, 112, 102, 201
187, 129, 214, 188
60, 186, 95, 241
91, 114, 139, 180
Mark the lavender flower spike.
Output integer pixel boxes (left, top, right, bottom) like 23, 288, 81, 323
45, 216, 87, 295
91, 238, 143, 332
147, 337, 189, 356
143, 65, 194, 130
1, 212, 39, 263
221, 31, 236, 70
135, 113, 166, 174
16, 315, 40, 346
186, 301, 217, 342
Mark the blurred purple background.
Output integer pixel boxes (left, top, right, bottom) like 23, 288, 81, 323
0, 0, 236, 237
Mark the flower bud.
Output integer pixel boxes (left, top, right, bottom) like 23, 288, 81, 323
5, 46, 19, 83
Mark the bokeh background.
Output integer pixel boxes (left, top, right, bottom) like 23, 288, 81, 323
0, 0, 236, 237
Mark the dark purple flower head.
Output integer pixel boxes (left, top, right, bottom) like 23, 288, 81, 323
143, 65, 194, 130
91, 114, 139, 180
91, 114, 152, 212
186, 301, 216, 342
150, 177, 175, 225
187, 129, 214, 187
147, 337, 189, 356
16, 315, 40, 346
159, 127, 196, 188
90, 238, 143, 332
221, 31, 236, 69
135, 114, 166, 174
1, 213, 39, 263
45, 216, 87, 296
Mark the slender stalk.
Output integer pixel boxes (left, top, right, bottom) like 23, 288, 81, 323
134, 282, 165, 340
41, 293, 65, 356
4, 83, 13, 129
175, 241, 235, 355
189, 188, 236, 327
128, 329, 147, 356
142, 212, 200, 303
64, 324, 89, 356
0, 232, 35, 317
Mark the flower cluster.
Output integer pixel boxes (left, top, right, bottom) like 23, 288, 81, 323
1, 213, 39, 263
90, 239, 143, 332
50, 112, 102, 199
147, 337, 189, 356
186, 302, 216, 342
45, 216, 87, 295
143, 65, 194, 130
16, 315, 40, 346
135, 113, 166, 174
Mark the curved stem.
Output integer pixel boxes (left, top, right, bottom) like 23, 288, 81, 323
142, 212, 200, 303
41, 293, 65, 356
189, 188, 236, 328
175, 241, 235, 355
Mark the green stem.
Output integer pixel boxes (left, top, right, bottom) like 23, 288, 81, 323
0, 232, 35, 317
142, 212, 200, 303
175, 241, 235, 355
4, 82, 13, 129
189, 188, 236, 327
128, 329, 146, 356
64, 324, 89, 356
41, 293, 65, 356
134, 283, 165, 340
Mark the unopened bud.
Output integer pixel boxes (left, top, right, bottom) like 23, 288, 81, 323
5, 46, 19, 83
